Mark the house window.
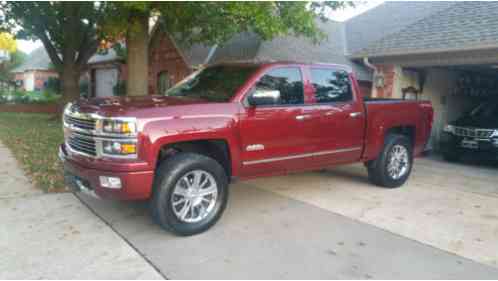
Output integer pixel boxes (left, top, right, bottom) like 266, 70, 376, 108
157, 71, 171, 95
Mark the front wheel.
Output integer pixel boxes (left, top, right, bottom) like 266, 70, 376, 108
151, 153, 229, 236
367, 134, 413, 188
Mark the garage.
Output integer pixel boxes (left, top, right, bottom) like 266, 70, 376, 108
349, 2, 498, 158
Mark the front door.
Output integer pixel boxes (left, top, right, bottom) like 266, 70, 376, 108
307, 67, 365, 165
239, 66, 315, 177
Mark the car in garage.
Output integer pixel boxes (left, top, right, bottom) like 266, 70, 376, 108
442, 100, 498, 162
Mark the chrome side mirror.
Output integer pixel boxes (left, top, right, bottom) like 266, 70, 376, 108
248, 89, 280, 106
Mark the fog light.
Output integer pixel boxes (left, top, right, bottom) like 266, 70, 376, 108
99, 176, 122, 189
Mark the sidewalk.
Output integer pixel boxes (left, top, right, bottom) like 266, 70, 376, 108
0, 141, 163, 279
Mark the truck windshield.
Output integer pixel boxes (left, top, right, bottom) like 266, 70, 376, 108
470, 102, 498, 119
165, 65, 258, 102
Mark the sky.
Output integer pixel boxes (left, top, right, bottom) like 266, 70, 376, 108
15, 1, 384, 54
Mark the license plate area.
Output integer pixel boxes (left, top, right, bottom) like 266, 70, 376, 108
461, 138, 478, 149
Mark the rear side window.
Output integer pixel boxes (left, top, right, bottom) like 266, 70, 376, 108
252, 67, 304, 105
310, 68, 352, 103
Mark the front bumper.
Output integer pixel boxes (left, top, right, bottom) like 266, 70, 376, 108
440, 133, 498, 160
59, 144, 154, 200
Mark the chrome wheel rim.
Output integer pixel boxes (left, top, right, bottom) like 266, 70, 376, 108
387, 145, 409, 180
171, 170, 218, 223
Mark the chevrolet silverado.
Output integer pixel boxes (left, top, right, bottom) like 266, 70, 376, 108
60, 62, 433, 235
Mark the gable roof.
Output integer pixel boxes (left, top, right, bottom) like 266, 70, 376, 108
11, 47, 53, 73
209, 20, 372, 81
345, 1, 456, 55
352, 1, 498, 58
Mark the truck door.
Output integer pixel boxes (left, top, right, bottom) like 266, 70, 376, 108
307, 67, 365, 165
238, 66, 316, 177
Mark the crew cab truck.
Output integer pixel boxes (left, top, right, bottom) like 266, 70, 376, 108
60, 62, 433, 235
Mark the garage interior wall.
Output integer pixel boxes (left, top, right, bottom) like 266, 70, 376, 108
392, 68, 478, 150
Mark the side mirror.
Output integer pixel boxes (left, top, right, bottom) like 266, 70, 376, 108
248, 89, 280, 106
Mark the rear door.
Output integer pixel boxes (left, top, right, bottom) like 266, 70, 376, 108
307, 66, 365, 165
238, 66, 316, 177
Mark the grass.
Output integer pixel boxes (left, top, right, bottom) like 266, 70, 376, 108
0, 112, 66, 192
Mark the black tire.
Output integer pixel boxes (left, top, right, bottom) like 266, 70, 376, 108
442, 151, 460, 162
150, 153, 229, 236
367, 134, 413, 188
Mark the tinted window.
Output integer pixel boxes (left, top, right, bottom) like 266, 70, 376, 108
310, 68, 352, 103
252, 67, 304, 105
165, 65, 257, 102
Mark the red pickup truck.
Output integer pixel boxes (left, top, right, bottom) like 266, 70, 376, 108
60, 62, 433, 235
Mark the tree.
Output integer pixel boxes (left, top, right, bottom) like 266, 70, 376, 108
0, 50, 26, 83
0, 2, 108, 104
0, 32, 17, 53
102, 2, 353, 96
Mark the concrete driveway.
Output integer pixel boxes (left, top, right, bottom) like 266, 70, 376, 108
78, 155, 498, 279
0, 142, 162, 279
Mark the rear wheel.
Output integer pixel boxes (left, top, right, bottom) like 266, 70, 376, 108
367, 134, 413, 188
151, 153, 228, 236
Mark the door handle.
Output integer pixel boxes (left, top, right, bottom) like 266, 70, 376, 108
296, 114, 311, 121
349, 112, 363, 118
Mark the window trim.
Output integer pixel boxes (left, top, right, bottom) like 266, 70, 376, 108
307, 66, 356, 106
243, 66, 306, 108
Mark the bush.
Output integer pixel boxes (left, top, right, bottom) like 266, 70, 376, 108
113, 80, 126, 96
0, 90, 60, 104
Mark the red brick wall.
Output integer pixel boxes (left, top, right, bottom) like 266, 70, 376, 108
374, 65, 395, 98
358, 81, 373, 98
148, 33, 191, 95
33, 70, 59, 91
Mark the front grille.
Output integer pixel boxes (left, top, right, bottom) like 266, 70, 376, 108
65, 115, 96, 131
454, 127, 494, 139
68, 133, 97, 156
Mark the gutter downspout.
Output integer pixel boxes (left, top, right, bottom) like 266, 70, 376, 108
363, 57, 377, 72
363, 57, 380, 98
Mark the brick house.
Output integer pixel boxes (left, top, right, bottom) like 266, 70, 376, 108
11, 47, 58, 91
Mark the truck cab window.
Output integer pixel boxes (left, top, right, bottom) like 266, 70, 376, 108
253, 67, 304, 105
310, 68, 352, 103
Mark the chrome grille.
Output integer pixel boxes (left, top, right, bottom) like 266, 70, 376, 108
65, 115, 96, 131
67, 133, 97, 156
454, 127, 494, 139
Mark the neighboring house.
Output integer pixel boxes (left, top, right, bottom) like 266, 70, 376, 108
10, 47, 58, 91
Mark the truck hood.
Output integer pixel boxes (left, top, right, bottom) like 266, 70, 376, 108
452, 114, 498, 129
74, 95, 207, 117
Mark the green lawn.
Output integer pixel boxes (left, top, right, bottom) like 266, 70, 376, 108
0, 112, 66, 192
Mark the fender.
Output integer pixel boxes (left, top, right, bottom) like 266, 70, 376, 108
142, 113, 243, 177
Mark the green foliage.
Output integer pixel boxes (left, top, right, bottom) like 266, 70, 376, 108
113, 80, 126, 96
0, 50, 27, 82
0, 89, 60, 104
102, 2, 353, 46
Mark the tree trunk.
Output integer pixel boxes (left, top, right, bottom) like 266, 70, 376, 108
59, 63, 80, 110
126, 13, 149, 96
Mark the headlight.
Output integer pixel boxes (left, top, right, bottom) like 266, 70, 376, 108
443, 125, 455, 134
102, 140, 137, 156
491, 130, 498, 138
101, 119, 137, 135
